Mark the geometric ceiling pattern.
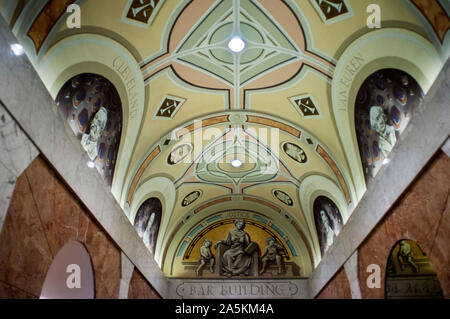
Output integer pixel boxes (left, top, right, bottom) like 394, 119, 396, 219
6, 0, 449, 279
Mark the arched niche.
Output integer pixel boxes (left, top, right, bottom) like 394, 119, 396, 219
38, 33, 146, 205
163, 199, 314, 278
354, 69, 424, 184
55, 73, 123, 185
313, 196, 343, 257
40, 240, 95, 299
385, 239, 443, 299
128, 176, 176, 267
332, 28, 443, 202
133, 197, 163, 258
299, 174, 349, 266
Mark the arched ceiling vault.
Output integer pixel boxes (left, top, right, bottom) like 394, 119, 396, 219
4, 0, 448, 278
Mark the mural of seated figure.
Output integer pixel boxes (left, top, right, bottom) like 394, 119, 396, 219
370, 105, 397, 158
81, 106, 108, 160
214, 219, 259, 277
397, 240, 419, 273
259, 237, 284, 275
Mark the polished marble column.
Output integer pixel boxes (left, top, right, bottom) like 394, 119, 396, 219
118, 252, 135, 299
343, 251, 362, 299
0, 102, 39, 232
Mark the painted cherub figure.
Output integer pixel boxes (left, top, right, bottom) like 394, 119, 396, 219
196, 239, 215, 276
259, 237, 284, 275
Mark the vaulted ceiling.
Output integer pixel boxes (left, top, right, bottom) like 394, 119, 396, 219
2, 0, 448, 278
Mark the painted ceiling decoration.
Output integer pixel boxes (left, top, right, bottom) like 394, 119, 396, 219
6, 0, 449, 280
55, 74, 123, 186
181, 190, 202, 207
273, 190, 294, 207
355, 69, 424, 184
309, 0, 352, 24
170, 210, 305, 278
154, 95, 186, 119
123, 0, 165, 27
289, 94, 321, 118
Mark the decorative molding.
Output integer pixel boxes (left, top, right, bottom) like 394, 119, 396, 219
316, 144, 351, 204
411, 0, 450, 44
127, 146, 161, 204
27, 0, 75, 53
193, 197, 232, 214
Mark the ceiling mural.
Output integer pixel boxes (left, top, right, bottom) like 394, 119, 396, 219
123, 0, 165, 27
386, 240, 444, 299
355, 69, 424, 184
170, 211, 305, 278
4, 0, 448, 280
309, 0, 352, 24
55, 74, 123, 186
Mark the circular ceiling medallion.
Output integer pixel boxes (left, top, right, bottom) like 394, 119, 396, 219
182, 190, 202, 207
282, 142, 308, 164
273, 190, 293, 206
168, 143, 192, 165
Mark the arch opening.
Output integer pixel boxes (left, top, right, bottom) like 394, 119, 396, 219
55, 73, 123, 186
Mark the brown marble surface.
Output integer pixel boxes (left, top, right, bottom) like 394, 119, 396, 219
0, 157, 121, 299
316, 267, 352, 299
128, 269, 161, 299
358, 152, 450, 298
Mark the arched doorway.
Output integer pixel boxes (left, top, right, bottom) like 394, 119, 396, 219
40, 240, 95, 299
55, 73, 123, 186
134, 198, 162, 256
313, 196, 343, 256
354, 69, 424, 184
385, 239, 443, 299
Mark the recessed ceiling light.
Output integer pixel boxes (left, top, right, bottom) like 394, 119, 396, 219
231, 159, 243, 168
10, 43, 24, 56
228, 36, 245, 53
87, 161, 95, 168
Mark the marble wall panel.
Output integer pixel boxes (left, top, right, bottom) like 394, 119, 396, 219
309, 61, 450, 298
0, 157, 121, 299
0, 173, 53, 297
358, 152, 450, 298
128, 268, 161, 299
316, 267, 352, 299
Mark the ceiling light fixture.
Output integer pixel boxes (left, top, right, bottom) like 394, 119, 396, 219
231, 159, 243, 168
10, 43, 24, 56
382, 158, 390, 165
228, 36, 245, 53
87, 161, 95, 168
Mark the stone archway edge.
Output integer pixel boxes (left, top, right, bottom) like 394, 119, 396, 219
0, 18, 174, 298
